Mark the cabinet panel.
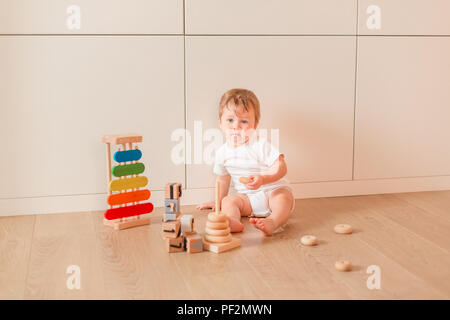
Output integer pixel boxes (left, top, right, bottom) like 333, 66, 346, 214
359, 0, 450, 35
355, 37, 450, 179
186, 0, 356, 35
0, 36, 185, 198
0, 0, 182, 34
185, 36, 356, 189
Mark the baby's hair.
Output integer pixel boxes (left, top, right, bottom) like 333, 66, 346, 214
219, 88, 260, 125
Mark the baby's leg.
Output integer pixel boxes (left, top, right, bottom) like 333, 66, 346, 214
250, 187, 293, 236
221, 194, 252, 232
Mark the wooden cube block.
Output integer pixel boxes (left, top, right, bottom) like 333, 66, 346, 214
165, 236, 184, 253
185, 234, 203, 253
180, 214, 194, 234
165, 183, 182, 200
163, 212, 181, 222
164, 199, 180, 215
161, 220, 181, 239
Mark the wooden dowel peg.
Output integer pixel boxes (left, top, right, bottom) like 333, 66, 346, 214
215, 180, 220, 215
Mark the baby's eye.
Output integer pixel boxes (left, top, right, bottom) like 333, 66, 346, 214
227, 119, 233, 123
241, 120, 248, 124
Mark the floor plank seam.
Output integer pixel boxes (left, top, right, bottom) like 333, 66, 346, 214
22, 215, 37, 299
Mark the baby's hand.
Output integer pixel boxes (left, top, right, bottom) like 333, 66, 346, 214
196, 201, 215, 210
245, 175, 264, 190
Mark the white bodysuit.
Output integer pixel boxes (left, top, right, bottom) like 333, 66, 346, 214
213, 136, 294, 217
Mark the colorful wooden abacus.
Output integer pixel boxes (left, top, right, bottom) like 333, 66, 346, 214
101, 133, 153, 230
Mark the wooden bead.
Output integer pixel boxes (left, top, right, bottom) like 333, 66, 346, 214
335, 260, 352, 272
334, 224, 353, 234
300, 235, 318, 246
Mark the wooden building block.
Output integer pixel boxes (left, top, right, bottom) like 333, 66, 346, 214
163, 212, 181, 222
164, 199, 180, 215
165, 236, 185, 253
180, 214, 194, 234
165, 183, 182, 200
162, 220, 181, 239
186, 234, 203, 253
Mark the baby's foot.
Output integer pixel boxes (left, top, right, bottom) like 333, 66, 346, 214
249, 217, 275, 236
227, 216, 244, 233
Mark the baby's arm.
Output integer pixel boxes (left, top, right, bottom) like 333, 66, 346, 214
196, 174, 231, 210
246, 155, 287, 190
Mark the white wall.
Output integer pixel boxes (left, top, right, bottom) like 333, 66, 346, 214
1, 0, 450, 216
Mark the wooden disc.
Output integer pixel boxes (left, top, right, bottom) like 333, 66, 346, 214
335, 260, 352, 272
239, 176, 252, 184
205, 227, 230, 236
206, 220, 229, 230
205, 234, 232, 243
334, 224, 353, 234
208, 212, 227, 222
300, 235, 318, 246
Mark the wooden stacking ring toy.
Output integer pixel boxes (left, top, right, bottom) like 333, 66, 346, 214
101, 134, 153, 230
202, 181, 241, 253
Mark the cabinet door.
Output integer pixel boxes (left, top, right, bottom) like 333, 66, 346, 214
355, 37, 450, 179
0, 0, 182, 34
359, 0, 450, 35
0, 36, 185, 198
185, 36, 356, 188
186, 0, 356, 35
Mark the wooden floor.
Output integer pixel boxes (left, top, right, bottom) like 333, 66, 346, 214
1, 190, 450, 300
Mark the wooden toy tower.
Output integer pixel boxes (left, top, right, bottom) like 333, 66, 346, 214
101, 134, 153, 230
161, 183, 203, 253
203, 181, 241, 253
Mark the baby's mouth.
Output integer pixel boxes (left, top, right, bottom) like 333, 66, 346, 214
229, 130, 243, 136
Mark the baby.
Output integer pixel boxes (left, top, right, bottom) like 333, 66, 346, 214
196, 88, 294, 236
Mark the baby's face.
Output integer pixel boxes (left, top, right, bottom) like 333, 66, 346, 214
219, 104, 257, 146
